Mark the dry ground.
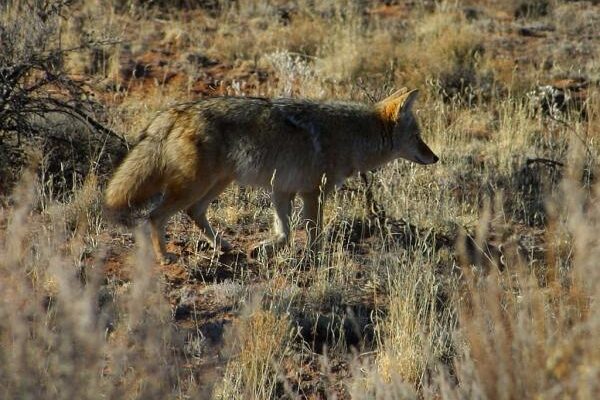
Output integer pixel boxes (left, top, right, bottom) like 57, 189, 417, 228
1, 0, 599, 399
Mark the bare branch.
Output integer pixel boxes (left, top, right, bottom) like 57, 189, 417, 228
526, 158, 564, 168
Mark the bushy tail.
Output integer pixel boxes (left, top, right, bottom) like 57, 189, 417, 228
104, 138, 162, 217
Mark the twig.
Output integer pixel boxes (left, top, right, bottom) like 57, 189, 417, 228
525, 158, 564, 168
355, 79, 377, 104
45, 98, 127, 145
547, 113, 595, 161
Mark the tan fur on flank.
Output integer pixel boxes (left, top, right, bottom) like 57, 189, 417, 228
104, 89, 438, 264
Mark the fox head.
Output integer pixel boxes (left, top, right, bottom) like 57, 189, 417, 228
376, 88, 438, 165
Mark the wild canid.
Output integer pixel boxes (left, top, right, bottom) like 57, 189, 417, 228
104, 88, 438, 264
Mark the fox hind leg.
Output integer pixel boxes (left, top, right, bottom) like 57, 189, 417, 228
273, 191, 296, 244
149, 195, 193, 265
149, 180, 220, 264
186, 179, 233, 251
252, 191, 295, 257
300, 189, 325, 254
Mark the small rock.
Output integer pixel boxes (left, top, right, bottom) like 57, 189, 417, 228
518, 24, 555, 37
186, 53, 219, 68
463, 6, 483, 21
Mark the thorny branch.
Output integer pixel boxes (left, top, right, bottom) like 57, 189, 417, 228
547, 113, 595, 162
0, 0, 124, 146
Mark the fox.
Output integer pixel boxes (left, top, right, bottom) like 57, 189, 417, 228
104, 88, 438, 264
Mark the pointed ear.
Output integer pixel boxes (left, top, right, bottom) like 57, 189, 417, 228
376, 97, 403, 123
377, 87, 409, 105
398, 89, 419, 118
376, 88, 419, 122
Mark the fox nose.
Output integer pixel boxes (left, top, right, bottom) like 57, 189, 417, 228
432, 154, 439, 163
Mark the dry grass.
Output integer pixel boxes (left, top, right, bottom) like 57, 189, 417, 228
1, 0, 599, 399
215, 308, 293, 399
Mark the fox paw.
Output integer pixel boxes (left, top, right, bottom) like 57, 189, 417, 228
250, 245, 272, 259
159, 252, 178, 265
215, 238, 233, 252
250, 238, 286, 259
